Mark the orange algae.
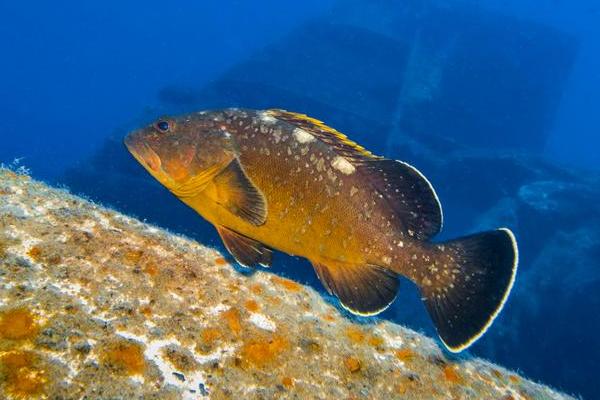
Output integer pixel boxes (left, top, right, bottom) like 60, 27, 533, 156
123, 249, 144, 264
270, 275, 301, 292
26, 245, 61, 266
143, 262, 159, 276
323, 313, 336, 322
344, 356, 361, 373
197, 327, 223, 354
227, 283, 239, 292
239, 335, 288, 368
509, 374, 521, 384
214, 257, 228, 266
250, 284, 263, 295
395, 348, 416, 362
201, 328, 222, 344
222, 308, 242, 335
368, 335, 384, 348
244, 299, 260, 313
443, 365, 463, 384
282, 376, 294, 388
0, 308, 39, 340
101, 341, 146, 375
0, 350, 47, 398
139, 306, 152, 317
27, 246, 42, 262
345, 326, 365, 344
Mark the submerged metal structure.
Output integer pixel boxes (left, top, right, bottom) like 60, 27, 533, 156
160, 0, 575, 155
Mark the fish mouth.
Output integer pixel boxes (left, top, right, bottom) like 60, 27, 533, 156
124, 133, 162, 173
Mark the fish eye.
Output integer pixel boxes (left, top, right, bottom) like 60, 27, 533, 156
155, 120, 170, 133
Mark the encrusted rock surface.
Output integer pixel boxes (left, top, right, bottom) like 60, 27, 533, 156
0, 168, 573, 400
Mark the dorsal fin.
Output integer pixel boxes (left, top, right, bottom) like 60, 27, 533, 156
265, 109, 380, 161
266, 109, 442, 239
361, 159, 443, 240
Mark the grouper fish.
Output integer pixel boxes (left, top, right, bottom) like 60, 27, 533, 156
124, 109, 518, 352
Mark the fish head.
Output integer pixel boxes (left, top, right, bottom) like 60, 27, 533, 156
124, 113, 237, 193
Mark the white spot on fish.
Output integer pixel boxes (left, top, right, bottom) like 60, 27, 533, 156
260, 111, 277, 124
331, 156, 355, 175
293, 128, 316, 143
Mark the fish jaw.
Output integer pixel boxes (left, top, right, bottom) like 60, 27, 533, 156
124, 132, 174, 188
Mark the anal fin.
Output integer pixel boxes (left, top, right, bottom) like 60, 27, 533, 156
216, 225, 272, 268
312, 261, 399, 316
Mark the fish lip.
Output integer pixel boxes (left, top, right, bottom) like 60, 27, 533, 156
124, 132, 162, 172
123, 131, 143, 160
123, 132, 136, 153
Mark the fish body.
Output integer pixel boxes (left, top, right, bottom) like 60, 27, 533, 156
125, 108, 518, 352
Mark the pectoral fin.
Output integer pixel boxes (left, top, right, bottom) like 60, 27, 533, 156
213, 158, 267, 226
171, 162, 226, 199
216, 225, 272, 268
311, 261, 399, 316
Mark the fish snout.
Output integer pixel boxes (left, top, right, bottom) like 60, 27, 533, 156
123, 131, 138, 153
124, 132, 162, 172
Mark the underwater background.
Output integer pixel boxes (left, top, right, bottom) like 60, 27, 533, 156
0, 0, 598, 398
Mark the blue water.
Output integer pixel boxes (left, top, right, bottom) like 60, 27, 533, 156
1, 1, 599, 398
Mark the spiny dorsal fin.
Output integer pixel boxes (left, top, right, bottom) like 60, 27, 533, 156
216, 225, 272, 268
266, 109, 442, 239
265, 109, 380, 161
311, 261, 399, 316
212, 158, 267, 226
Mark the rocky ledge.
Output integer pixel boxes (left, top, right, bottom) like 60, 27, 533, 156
0, 168, 572, 400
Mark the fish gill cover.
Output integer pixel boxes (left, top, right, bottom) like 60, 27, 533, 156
1, 0, 599, 399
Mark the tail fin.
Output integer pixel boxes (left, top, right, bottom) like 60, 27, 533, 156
419, 228, 518, 352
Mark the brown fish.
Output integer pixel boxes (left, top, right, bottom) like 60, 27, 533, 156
124, 109, 518, 352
